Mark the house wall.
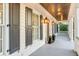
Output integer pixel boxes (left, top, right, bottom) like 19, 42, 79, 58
5, 3, 57, 56
19, 4, 44, 56
19, 3, 57, 56
68, 3, 75, 41
68, 3, 79, 55
3, 3, 77, 56
68, 18, 74, 41
4, 3, 78, 56
74, 4, 79, 55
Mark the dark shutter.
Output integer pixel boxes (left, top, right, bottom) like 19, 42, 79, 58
9, 3, 20, 54
40, 15, 43, 40
25, 7, 32, 46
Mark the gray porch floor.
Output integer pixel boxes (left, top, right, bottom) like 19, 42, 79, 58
30, 32, 77, 56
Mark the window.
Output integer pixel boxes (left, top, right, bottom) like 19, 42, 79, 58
32, 13, 40, 40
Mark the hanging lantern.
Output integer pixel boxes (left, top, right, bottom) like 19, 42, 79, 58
57, 12, 61, 15
41, 17, 50, 24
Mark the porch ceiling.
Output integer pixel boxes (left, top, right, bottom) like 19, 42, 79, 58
40, 3, 71, 21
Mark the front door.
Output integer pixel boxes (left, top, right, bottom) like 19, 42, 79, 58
9, 3, 20, 54
25, 7, 32, 46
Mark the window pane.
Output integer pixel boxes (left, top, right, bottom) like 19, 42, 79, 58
0, 12, 3, 24
0, 40, 2, 52
0, 26, 2, 39
0, 3, 3, 53
32, 13, 40, 40
28, 10, 32, 26
0, 3, 3, 24
0, 26, 2, 53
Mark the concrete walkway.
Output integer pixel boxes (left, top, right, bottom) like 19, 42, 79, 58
30, 32, 77, 56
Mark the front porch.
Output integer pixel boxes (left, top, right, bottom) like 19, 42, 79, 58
30, 32, 77, 56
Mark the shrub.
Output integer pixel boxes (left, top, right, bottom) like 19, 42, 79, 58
59, 24, 68, 31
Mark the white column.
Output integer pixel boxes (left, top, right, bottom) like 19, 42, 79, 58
20, 4, 26, 54
43, 24, 47, 43
49, 21, 52, 36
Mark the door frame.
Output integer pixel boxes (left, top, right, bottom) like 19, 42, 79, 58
0, 3, 10, 55
0, 3, 5, 55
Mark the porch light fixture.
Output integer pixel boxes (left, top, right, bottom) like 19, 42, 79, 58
57, 8, 61, 12
41, 17, 50, 24
57, 12, 61, 15
57, 7, 62, 15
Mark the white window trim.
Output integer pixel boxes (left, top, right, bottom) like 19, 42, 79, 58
76, 8, 79, 37
0, 3, 9, 55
